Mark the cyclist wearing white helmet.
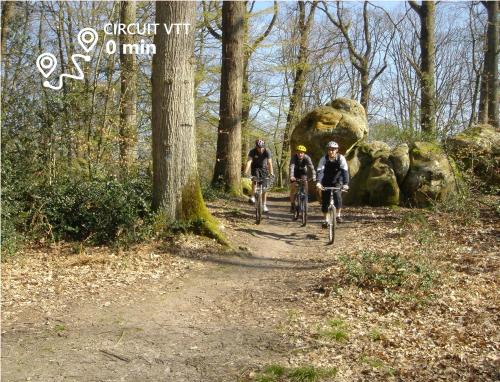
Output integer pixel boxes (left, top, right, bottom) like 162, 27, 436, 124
316, 141, 349, 225
289, 144, 316, 213
244, 139, 274, 212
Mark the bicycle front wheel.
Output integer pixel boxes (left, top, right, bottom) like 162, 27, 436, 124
256, 192, 262, 224
301, 195, 307, 226
327, 206, 336, 244
293, 194, 299, 221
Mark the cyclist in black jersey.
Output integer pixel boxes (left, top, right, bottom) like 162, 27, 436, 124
289, 145, 316, 213
244, 139, 274, 212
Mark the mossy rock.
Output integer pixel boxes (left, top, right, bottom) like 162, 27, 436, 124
401, 142, 459, 207
290, 98, 368, 165
446, 124, 500, 186
345, 142, 399, 206
389, 143, 410, 185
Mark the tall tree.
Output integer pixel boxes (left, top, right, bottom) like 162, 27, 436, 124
478, 1, 499, 128
321, 1, 393, 116
211, 1, 245, 193
119, 0, 137, 174
241, 1, 278, 161
1, 1, 14, 59
278, 0, 318, 186
409, 0, 437, 138
203, 1, 278, 164
152, 1, 224, 242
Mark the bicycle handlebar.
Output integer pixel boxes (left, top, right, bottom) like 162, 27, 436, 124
322, 186, 348, 192
293, 178, 314, 183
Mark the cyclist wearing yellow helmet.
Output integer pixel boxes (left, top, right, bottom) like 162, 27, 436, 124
289, 144, 316, 213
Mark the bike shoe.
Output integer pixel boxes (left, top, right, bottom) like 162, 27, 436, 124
321, 221, 328, 229
249, 196, 256, 204
263, 205, 269, 213
336, 216, 343, 223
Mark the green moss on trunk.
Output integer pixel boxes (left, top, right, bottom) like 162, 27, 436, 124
180, 175, 229, 246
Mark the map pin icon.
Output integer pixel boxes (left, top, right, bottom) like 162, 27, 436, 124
77, 28, 98, 53
36, 53, 57, 78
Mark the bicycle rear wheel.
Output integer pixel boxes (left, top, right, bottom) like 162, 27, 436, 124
301, 194, 307, 226
327, 206, 336, 244
255, 192, 262, 224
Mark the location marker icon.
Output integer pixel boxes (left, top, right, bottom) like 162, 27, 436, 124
36, 53, 57, 78
77, 28, 98, 53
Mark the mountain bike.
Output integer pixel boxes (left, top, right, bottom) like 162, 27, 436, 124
322, 186, 346, 245
292, 178, 312, 226
250, 170, 274, 225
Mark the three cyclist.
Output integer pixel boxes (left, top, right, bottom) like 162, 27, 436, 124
289, 145, 316, 214
244, 139, 274, 213
316, 141, 349, 227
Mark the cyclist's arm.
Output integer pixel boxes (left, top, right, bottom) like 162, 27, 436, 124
268, 159, 274, 176
266, 149, 274, 175
289, 155, 296, 178
316, 156, 326, 185
339, 155, 349, 184
306, 155, 316, 180
244, 157, 252, 176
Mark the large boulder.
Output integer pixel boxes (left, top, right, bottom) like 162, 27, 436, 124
290, 98, 368, 165
401, 142, 459, 207
446, 124, 500, 186
344, 141, 400, 206
389, 143, 410, 185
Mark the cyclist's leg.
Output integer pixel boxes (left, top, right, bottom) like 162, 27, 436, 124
333, 187, 343, 221
289, 181, 296, 204
249, 169, 257, 203
321, 190, 329, 226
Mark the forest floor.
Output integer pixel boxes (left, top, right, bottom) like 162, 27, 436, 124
1, 193, 499, 381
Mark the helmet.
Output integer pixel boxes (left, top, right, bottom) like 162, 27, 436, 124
296, 145, 307, 152
255, 139, 265, 148
327, 141, 339, 149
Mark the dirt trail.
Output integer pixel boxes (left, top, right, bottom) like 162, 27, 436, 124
2, 195, 346, 382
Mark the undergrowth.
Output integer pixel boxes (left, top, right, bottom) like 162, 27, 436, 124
247, 364, 338, 382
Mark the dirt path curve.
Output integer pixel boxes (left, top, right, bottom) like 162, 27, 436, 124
2, 194, 347, 382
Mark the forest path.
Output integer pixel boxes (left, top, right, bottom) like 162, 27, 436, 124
2, 194, 349, 382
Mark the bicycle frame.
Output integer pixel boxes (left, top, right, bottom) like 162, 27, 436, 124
323, 186, 342, 245
293, 178, 310, 226
250, 174, 273, 224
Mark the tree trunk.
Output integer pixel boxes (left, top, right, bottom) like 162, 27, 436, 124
478, 53, 489, 123
1, 1, 14, 60
152, 2, 224, 243
410, 0, 437, 138
360, 71, 371, 113
241, 56, 250, 165
119, 0, 137, 175
279, 1, 317, 184
241, 1, 278, 166
483, 1, 499, 128
212, 1, 245, 194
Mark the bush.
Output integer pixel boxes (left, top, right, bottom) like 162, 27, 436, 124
2, 175, 153, 248
34, 176, 153, 244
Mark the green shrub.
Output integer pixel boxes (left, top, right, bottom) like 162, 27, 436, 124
201, 182, 228, 201
339, 251, 436, 293
36, 176, 152, 244
251, 365, 337, 382
1, 175, 153, 247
